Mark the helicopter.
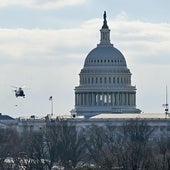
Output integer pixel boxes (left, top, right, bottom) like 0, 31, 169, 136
12, 86, 26, 98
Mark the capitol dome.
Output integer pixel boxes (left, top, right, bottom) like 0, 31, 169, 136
84, 46, 127, 67
74, 12, 141, 118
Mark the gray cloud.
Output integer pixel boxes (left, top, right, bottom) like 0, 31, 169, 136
0, 15, 170, 117
0, 0, 86, 9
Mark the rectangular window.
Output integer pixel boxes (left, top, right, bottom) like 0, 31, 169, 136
117, 77, 119, 84
96, 77, 98, 83
100, 77, 102, 83
109, 77, 111, 83
88, 78, 90, 84
104, 77, 107, 84
91, 77, 94, 84
113, 77, 115, 83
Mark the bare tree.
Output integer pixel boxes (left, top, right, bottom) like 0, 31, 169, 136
118, 119, 155, 170
44, 121, 61, 169
57, 121, 86, 169
155, 136, 170, 170
13, 130, 47, 170
44, 120, 86, 169
0, 128, 21, 169
84, 125, 122, 170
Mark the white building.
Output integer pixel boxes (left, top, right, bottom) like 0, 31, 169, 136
74, 11, 140, 117
9, 113, 170, 138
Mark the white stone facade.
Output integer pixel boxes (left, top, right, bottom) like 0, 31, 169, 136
74, 12, 140, 117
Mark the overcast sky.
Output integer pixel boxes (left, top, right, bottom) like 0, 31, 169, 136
0, 0, 170, 118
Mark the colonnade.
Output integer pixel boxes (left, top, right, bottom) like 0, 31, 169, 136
75, 92, 136, 107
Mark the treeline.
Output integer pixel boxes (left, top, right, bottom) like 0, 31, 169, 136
0, 119, 170, 170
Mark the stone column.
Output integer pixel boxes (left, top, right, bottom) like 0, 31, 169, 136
78, 93, 80, 106
126, 93, 128, 106
133, 93, 135, 106
122, 93, 124, 105
132, 93, 134, 106
82, 93, 85, 106
86, 93, 89, 106
115, 93, 117, 106
131, 93, 133, 106
129, 93, 131, 106
80, 93, 82, 106
95, 93, 97, 106
77, 93, 79, 106
88, 93, 90, 106
87, 93, 89, 106
119, 93, 121, 106
128, 93, 130, 106
89, 92, 91, 106
79, 93, 81, 106
84, 93, 86, 106
109, 93, 112, 105
85, 93, 87, 106
117, 93, 119, 106
92, 93, 95, 106
75, 93, 77, 106
112, 93, 114, 106
98, 93, 100, 106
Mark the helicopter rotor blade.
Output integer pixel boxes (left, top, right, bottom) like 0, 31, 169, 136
11, 85, 18, 89
22, 85, 26, 89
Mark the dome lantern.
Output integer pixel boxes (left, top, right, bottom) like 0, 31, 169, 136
98, 11, 113, 47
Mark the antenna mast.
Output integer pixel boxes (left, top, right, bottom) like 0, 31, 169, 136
165, 86, 169, 116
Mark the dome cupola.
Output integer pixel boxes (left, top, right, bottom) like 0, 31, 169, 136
84, 11, 127, 67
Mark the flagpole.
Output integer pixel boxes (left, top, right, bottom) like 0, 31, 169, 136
51, 98, 53, 115
165, 86, 168, 116
166, 86, 168, 106
49, 96, 53, 115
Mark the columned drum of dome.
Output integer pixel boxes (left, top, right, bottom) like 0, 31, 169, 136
74, 12, 141, 117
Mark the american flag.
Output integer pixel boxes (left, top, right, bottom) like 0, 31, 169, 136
162, 104, 168, 108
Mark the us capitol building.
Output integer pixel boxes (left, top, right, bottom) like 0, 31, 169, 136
0, 12, 170, 138
74, 11, 141, 117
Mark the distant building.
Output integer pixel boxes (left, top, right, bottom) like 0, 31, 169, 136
74, 12, 140, 117
5, 113, 170, 138
0, 113, 16, 128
